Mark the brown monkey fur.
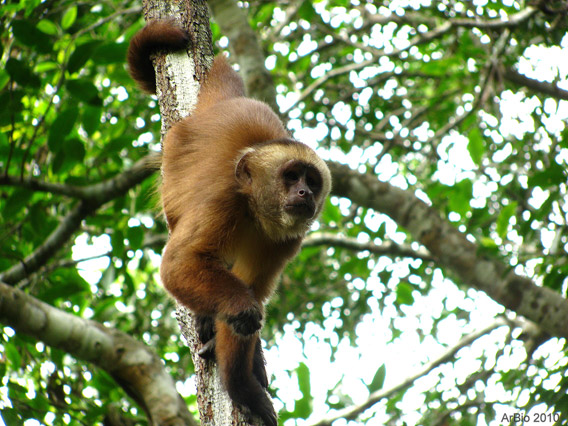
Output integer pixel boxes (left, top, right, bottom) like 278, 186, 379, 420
128, 20, 331, 426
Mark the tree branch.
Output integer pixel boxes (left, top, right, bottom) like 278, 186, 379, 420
309, 319, 509, 426
281, 5, 540, 114
208, 0, 279, 112
139, 1, 256, 425
328, 162, 568, 339
303, 233, 434, 262
366, 6, 537, 29
0, 280, 197, 426
503, 65, 568, 101
0, 156, 156, 285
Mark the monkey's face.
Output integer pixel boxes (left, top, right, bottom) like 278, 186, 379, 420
235, 142, 331, 241
280, 159, 322, 219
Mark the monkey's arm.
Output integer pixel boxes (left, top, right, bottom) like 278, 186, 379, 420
160, 232, 263, 336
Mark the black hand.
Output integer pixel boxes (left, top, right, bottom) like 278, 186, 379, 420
226, 308, 262, 336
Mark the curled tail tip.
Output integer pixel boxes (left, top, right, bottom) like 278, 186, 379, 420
127, 20, 190, 94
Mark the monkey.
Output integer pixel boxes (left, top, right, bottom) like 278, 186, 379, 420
128, 20, 331, 426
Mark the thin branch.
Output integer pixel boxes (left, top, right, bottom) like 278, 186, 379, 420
13, 5, 142, 181
365, 6, 537, 29
0, 201, 94, 285
448, 6, 537, 28
282, 5, 539, 114
266, 2, 301, 41
75, 6, 142, 37
426, 28, 508, 154
503, 66, 568, 101
282, 20, 456, 113
209, 0, 278, 110
0, 175, 94, 198
42, 232, 166, 274
308, 319, 509, 426
303, 232, 434, 262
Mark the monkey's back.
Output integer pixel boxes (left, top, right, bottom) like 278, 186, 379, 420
160, 96, 289, 249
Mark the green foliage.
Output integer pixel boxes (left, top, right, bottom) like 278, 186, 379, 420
368, 364, 386, 393
0, 1, 176, 424
1, 0, 568, 425
294, 362, 312, 419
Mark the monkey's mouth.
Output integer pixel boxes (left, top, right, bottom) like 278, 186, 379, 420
285, 202, 315, 218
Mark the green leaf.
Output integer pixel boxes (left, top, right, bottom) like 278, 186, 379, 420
81, 106, 102, 135
93, 297, 120, 320
135, 177, 159, 212
1, 408, 23, 426
93, 42, 128, 64
68, 41, 103, 74
34, 61, 59, 73
67, 137, 86, 162
99, 266, 116, 293
5, 345, 22, 370
254, 3, 276, 25
0, 69, 9, 91
48, 108, 79, 152
295, 362, 312, 419
51, 138, 85, 173
527, 162, 566, 188
478, 237, 499, 256
37, 19, 59, 35
496, 202, 517, 239
321, 198, 342, 225
3, 189, 33, 218
543, 269, 564, 291
39, 278, 89, 305
467, 127, 484, 166
368, 364, 386, 392
51, 150, 66, 174
11, 19, 52, 53
126, 226, 145, 250
396, 282, 414, 305
61, 6, 78, 30
112, 229, 126, 256
447, 179, 473, 217
298, 0, 317, 21
66, 79, 101, 105
5, 58, 41, 88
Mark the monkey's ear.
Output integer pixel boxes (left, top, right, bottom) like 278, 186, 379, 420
235, 149, 254, 185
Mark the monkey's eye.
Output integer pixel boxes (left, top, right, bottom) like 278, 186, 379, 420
306, 173, 322, 193
283, 170, 299, 184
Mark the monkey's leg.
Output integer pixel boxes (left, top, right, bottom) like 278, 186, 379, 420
200, 326, 269, 388
215, 319, 277, 426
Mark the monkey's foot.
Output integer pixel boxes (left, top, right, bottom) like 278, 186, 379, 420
198, 337, 216, 360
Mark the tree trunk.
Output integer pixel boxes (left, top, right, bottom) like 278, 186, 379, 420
140, 1, 263, 424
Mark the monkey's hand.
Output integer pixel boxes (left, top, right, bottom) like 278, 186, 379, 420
225, 307, 263, 336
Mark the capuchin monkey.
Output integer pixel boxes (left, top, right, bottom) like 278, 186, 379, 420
128, 20, 331, 426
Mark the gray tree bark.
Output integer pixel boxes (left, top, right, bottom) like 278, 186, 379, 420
141, 0, 263, 424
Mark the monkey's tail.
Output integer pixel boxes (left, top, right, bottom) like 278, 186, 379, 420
195, 55, 246, 112
127, 20, 189, 94
215, 321, 277, 426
